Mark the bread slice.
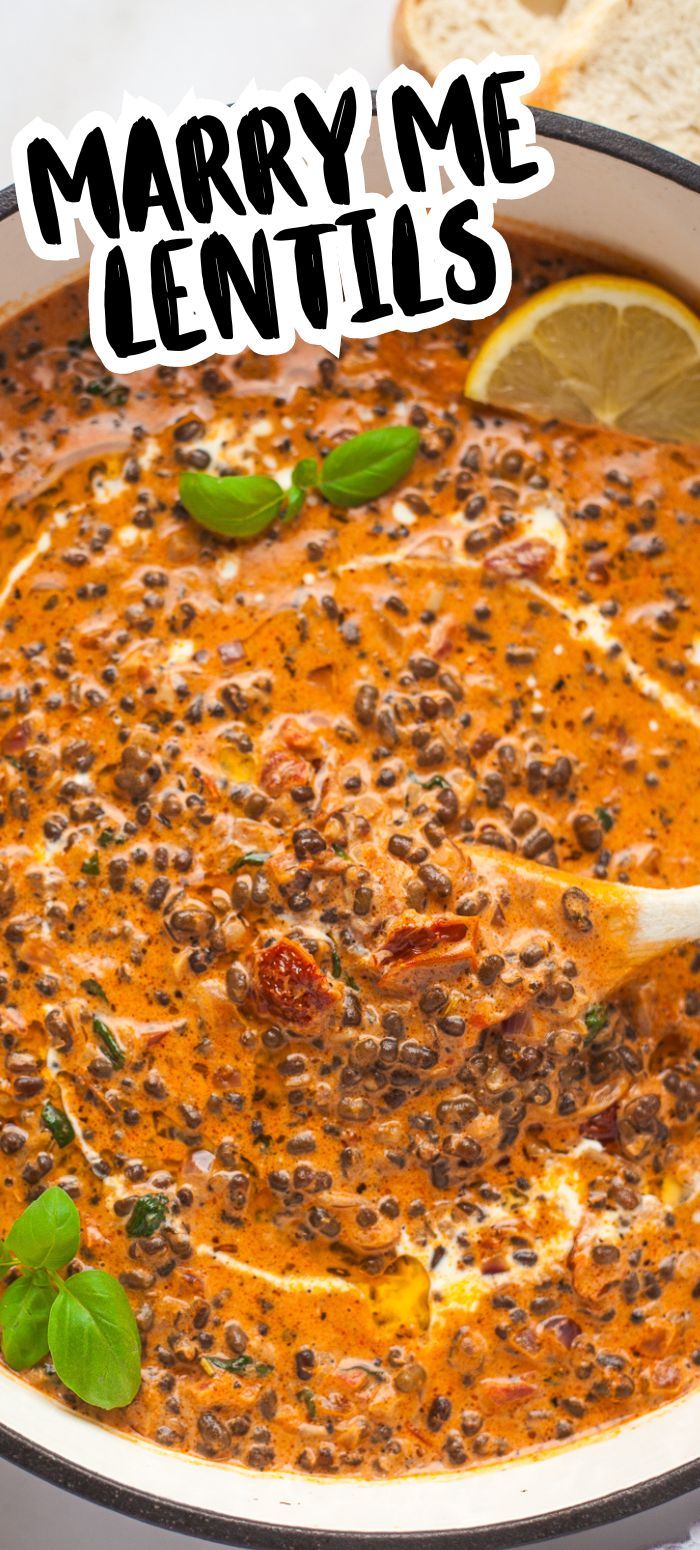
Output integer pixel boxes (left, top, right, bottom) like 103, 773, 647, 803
392, 0, 598, 83
392, 0, 700, 164
537, 0, 700, 162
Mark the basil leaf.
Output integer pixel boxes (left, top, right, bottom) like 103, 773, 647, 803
595, 806, 614, 832
0, 1242, 13, 1277
320, 426, 420, 508
5, 1187, 80, 1271
229, 850, 270, 872
41, 1101, 75, 1149
126, 1194, 168, 1239
282, 486, 306, 523
291, 458, 318, 490
81, 853, 100, 876
48, 1270, 141, 1410
0, 1273, 57, 1370
93, 1015, 124, 1069
179, 472, 283, 538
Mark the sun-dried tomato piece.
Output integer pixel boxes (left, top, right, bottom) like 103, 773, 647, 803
255, 938, 339, 1028
382, 916, 468, 963
484, 537, 554, 581
478, 1376, 539, 1405
580, 1102, 619, 1144
260, 749, 312, 797
375, 913, 477, 996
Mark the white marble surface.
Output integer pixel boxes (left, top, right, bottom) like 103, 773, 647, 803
1, 0, 395, 187
0, 2, 698, 1546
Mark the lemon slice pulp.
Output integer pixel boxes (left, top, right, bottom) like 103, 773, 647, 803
466, 274, 700, 442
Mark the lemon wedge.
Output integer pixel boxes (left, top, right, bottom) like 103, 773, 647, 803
466, 274, 700, 442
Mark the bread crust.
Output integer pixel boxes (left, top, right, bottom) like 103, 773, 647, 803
392, 0, 436, 75
390, 0, 700, 163
390, 0, 593, 87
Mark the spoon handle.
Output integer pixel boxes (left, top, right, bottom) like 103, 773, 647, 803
633, 884, 700, 950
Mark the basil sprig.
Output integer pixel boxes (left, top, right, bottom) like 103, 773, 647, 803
0, 1188, 141, 1410
179, 424, 420, 540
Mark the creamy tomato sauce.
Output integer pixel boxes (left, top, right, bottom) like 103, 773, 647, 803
0, 237, 699, 1477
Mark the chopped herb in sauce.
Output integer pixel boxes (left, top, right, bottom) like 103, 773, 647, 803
204, 1354, 273, 1376
126, 1194, 168, 1238
229, 850, 271, 871
92, 1016, 124, 1069
81, 978, 109, 1003
41, 1102, 75, 1149
584, 1003, 610, 1040
86, 375, 129, 406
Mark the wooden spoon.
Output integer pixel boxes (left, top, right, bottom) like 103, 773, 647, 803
458, 847, 700, 1005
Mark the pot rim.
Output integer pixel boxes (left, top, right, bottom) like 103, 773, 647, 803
0, 1410, 698, 1550
0, 102, 699, 1546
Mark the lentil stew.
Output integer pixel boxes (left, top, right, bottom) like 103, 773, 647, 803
0, 234, 699, 1478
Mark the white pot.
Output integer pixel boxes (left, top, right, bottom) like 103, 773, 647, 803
0, 108, 699, 1547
